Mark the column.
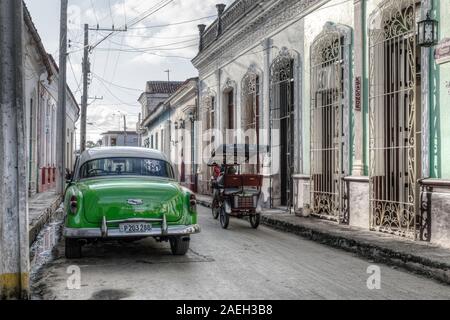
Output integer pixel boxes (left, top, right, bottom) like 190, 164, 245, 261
352, 0, 365, 176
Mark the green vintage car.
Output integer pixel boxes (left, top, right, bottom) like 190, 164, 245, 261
63, 147, 200, 259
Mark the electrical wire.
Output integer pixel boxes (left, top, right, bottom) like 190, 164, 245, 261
126, 0, 174, 28
90, 0, 100, 26
68, 55, 82, 94
128, 15, 217, 30
96, 44, 197, 53
123, 0, 127, 26
105, 37, 198, 50
91, 72, 142, 92
110, 34, 125, 82
124, 34, 198, 40
94, 75, 140, 107
89, 0, 175, 52
108, 0, 115, 27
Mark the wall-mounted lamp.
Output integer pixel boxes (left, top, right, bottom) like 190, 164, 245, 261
418, 11, 439, 47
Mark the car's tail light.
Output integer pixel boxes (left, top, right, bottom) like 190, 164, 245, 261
189, 194, 197, 212
69, 195, 78, 215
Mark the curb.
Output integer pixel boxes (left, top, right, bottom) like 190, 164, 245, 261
197, 200, 450, 285
29, 196, 63, 246
197, 199, 212, 208
261, 215, 450, 285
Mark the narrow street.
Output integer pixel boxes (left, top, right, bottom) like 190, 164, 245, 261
32, 206, 450, 300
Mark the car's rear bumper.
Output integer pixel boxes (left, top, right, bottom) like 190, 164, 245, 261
64, 224, 201, 239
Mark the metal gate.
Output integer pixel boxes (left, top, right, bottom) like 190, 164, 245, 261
310, 31, 344, 222
269, 48, 295, 208
241, 67, 260, 174
369, 0, 419, 238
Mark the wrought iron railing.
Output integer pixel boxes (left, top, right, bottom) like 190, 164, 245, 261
201, 0, 264, 50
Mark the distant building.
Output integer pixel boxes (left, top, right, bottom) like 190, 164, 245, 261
137, 81, 184, 145
136, 78, 199, 191
101, 131, 139, 147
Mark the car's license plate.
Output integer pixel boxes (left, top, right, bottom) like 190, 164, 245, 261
119, 223, 152, 234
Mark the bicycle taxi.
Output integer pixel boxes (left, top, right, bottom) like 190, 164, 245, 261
208, 144, 266, 229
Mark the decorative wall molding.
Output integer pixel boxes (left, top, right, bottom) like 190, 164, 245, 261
193, 0, 324, 77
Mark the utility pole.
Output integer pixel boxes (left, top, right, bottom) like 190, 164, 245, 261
0, 0, 30, 299
56, 0, 68, 195
80, 23, 89, 152
80, 24, 126, 152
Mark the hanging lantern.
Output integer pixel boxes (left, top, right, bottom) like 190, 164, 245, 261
418, 12, 438, 47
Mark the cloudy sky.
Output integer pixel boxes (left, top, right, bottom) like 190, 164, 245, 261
25, 0, 232, 144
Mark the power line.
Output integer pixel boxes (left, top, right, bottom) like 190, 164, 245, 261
68, 55, 82, 94
94, 75, 140, 107
128, 15, 217, 30
90, 0, 99, 26
122, 0, 127, 27
69, 0, 175, 54
126, 0, 174, 28
111, 34, 125, 82
124, 34, 198, 39
96, 44, 197, 53
105, 37, 198, 50
91, 72, 142, 92
108, 0, 115, 27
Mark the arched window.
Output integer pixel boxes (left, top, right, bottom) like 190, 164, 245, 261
269, 48, 295, 208
241, 66, 261, 173
310, 22, 352, 224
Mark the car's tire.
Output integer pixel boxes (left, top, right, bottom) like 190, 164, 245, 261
249, 214, 261, 229
65, 238, 82, 259
212, 199, 220, 220
219, 206, 230, 229
170, 236, 190, 256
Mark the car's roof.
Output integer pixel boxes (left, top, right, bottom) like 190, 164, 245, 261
78, 147, 169, 165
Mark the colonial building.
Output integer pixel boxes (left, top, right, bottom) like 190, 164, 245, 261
137, 78, 199, 191
192, 0, 450, 248
137, 80, 184, 145
23, 4, 80, 195
100, 131, 139, 147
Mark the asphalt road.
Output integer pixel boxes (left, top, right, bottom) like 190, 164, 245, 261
31, 206, 450, 300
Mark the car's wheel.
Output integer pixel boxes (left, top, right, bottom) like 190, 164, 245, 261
65, 238, 82, 259
219, 206, 230, 229
170, 236, 190, 256
249, 214, 261, 229
212, 199, 220, 220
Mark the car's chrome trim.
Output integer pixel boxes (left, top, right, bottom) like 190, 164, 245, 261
64, 224, 201, 238
106, 218, 164, 224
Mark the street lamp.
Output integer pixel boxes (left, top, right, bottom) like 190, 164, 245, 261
418, 11, 439, 47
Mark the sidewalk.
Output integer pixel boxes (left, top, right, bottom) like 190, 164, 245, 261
196, 194, 450, 284
28, 190, 63, 246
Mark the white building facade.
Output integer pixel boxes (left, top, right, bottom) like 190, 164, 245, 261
23, 4, 80, 195
193, 0, 450, 248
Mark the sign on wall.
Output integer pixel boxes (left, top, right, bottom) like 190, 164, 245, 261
435, 38, 450, 65
355, 77, 362, 111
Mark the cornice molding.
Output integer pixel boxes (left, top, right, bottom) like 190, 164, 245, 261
192, 0, 328, 77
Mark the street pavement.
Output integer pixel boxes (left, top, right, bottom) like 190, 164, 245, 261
31, 206, 450, 300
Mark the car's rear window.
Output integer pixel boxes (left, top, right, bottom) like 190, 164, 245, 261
79, 157, 174, 179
